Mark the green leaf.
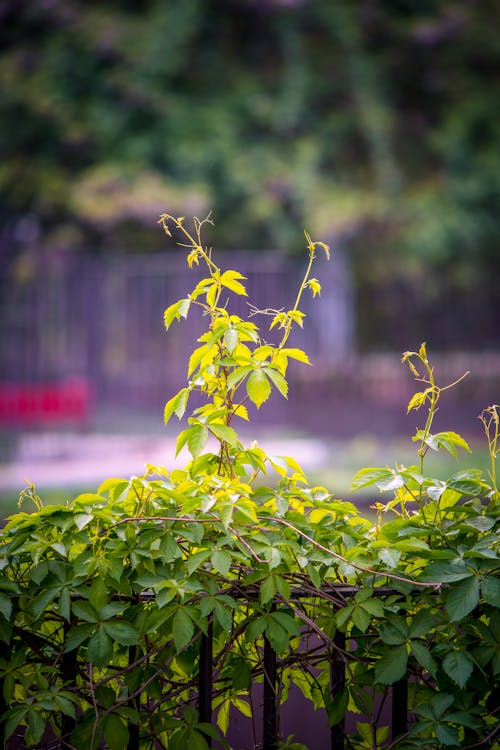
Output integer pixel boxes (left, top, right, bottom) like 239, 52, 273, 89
0, 592, 12, 621
482, 576, 500, 608
411, 641, 437, 678
104, 714, 129, 750
446, 576, 480, 621
64, 623, 95, 652
421, 559, 472, 583
350, 467, 393, 492
4, 705, 28, 741
263, 366, 288, 398
407, 389, 431, 413
260, 575, 277, 605
31, 587, 59, 620
246, 369, 271, 408
72, 599, 99, 623
245, 615, 266, 642
378, 621, 407, 646
89, 577, 108, 611
408, 610, 435, 639
74, 512, 94, 530
211, 549, 232, 575
328, 686, 349, 727
187, 424, 209, 459
435, 724, 460, 746
352, 604, 371, 632
59, 587, 71, 621
209, 424, 238, 446
214, 601, 233, 631
358, 597, 384, 617
264, 620, 289, 654
26, 710, 46, 746
448, 469, 486, 496
378, 547, 401, 568
173, 607, 195, 651
103, 621, 140, 646
88, 625, 113, 666
443, 650, 473, 688
271, 611, 300, 636
187, 550, 212, 576
164, 298, 190, 330
433, 431, 471, 457
375, 644, 408, 684
223, 327, 238, 353
164, 388, 189, 425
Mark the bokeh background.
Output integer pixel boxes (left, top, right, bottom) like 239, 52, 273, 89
1, 0, 499, 511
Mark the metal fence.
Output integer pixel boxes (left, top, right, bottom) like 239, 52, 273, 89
0, 249, 499, 437
0, 249, 353, 413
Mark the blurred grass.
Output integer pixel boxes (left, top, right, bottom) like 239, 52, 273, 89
0, 433, 492, 519
308, 435, 492, 504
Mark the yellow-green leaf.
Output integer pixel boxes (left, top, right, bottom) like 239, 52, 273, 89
246, 370, 271, 408
188, 424, 208, 458
220, 270, 248, 296
263, 367, 288, 398
281, 348, 311, 365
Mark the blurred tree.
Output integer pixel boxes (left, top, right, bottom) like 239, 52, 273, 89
1, 0, 500, 327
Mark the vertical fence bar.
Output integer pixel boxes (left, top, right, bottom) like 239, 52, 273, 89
0, 692, 4, 750
198, 620, 213, 744
61, 622, 77, 744
263, 635, 277, 750
391, 678, 408, 741
127, 644, 140, 750
330, 631, 346, 750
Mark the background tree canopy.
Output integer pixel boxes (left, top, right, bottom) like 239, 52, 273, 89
1, 0, 500, 346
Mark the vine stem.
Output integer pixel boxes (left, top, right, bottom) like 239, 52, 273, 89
260, 516, 442, 590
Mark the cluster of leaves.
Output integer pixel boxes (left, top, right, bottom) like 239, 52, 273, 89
0, 219, 498, 749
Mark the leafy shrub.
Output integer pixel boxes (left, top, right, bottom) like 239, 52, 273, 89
0, 216, 498, 749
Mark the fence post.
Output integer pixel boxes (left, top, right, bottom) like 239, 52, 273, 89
330, 630, 346, 750
263, 635, 277, 750
0, 697, 4, 749
127, 644, 140, 750
391, 678, 408, 741
198, 620, 213, 744
61, 621, 77, 745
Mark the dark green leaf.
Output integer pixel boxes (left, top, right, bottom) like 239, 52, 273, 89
421, 559, 472, 583
31, 587, 59, 620
374, 644, 408, 684
4, 706, 28, 741
446, 577, 480, 621
408, 610, 435, 639
65, 623, 95, 652
103, 621, 140, 646
0, 592, 12, 621
211, 549, 232, 576
435, 723, 460, 746
104, 714, 129, 750
327, 686, 349, 727
72, 599, 99, 623
411, 641, 437, 678
173, 607, 195, 651
88, 625, 113, 666
482, 576, 500, 607
443, 650, 473, 688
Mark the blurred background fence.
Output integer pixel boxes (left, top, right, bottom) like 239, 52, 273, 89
0, 248, 498, 442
